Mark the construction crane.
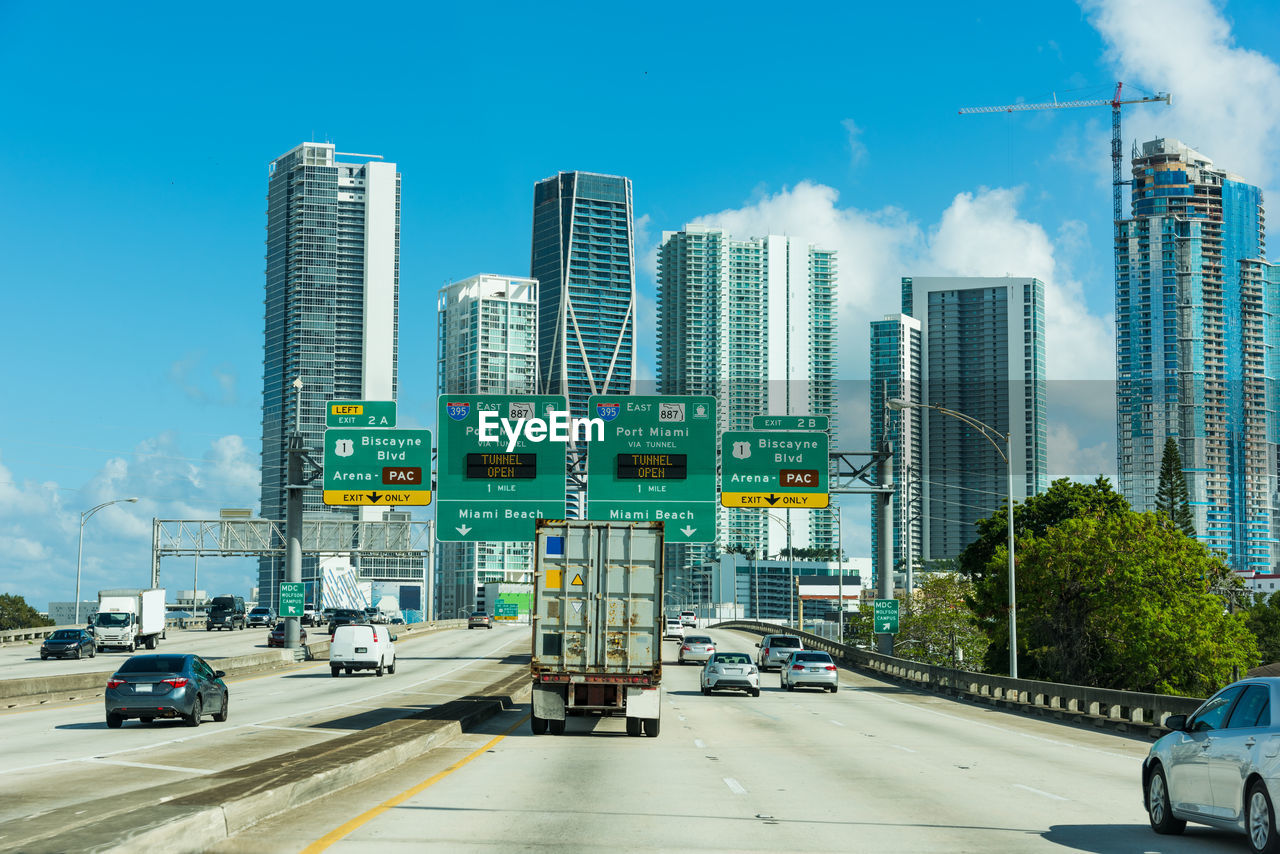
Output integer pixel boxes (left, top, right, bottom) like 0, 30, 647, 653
959, 82, 1171, 232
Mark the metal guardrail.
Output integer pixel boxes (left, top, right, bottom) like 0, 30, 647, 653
715, 620, 1205, 731
0, 617, 465, 646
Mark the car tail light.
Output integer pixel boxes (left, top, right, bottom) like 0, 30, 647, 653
825, 664, 837, 671
372, 629, 378, 641
792, 664, 805, 671
107, 678, 126, 688
682, 645, 691, 651
162, 677, 189, 688
763, 648, 770, 656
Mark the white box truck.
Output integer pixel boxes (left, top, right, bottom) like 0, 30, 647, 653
93, 588, 167, 652
530, 520, 663, 737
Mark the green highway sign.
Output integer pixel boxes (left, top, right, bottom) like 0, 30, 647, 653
720, 430, 830, 508
494, 601, 518, 618
279, 582, 305, 618
586, 395, 717, 544
874, 598, 899, 634
751, 414, 830, 432
323, 428, 433, 506
435, 395, 568, 542
327, 400, 397, 428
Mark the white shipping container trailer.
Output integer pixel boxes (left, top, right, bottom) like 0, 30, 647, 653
530, 520, 663, 737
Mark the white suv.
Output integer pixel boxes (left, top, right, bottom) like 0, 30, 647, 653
756, 634, 803, 671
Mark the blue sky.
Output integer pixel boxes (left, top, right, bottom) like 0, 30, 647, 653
3, 0, 1280, 609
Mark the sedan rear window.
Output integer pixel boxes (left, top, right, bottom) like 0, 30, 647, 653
795, 652, 833, 663
771, 637, 801, 648
117, 655, 188, 674
713, 653, 751, 664
686, 636, 713, 644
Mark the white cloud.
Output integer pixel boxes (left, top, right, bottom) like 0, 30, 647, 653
0, 434, 261, 610
842, 119, 867, 168
1085, 0, 1280, 189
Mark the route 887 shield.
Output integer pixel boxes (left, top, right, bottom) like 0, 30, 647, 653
658, 402, 685, 422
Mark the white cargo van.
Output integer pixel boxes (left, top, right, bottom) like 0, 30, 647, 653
329, 623, 396, 677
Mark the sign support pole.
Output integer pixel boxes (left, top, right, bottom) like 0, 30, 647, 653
285, 378, 304, 650
876, 440, 894, 656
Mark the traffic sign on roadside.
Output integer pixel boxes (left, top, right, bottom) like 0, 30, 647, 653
435, 395, 568, 542
327, 400, 397, 428
586, 395, 717, 544
751, 414, 829, 432
323, 428, 433, 506
279, 582, 305, 618
720, 430, 829, 508
874, 598, 899, 634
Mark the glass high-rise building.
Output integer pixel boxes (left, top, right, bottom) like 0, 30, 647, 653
436, 274, 539, 617
878, 277, 1047, 574
658, 225, 839, 585
530, 171, 636, 418
1117, 138, 1280, 572
870, 313, 922, 586
259, 142, 416, 607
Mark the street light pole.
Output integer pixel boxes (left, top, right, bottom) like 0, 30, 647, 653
887, 398, 1018, 678
75, 497, 139, 624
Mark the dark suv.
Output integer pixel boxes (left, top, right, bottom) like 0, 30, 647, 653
327, 608, 364, 635
206, 595, 246, 631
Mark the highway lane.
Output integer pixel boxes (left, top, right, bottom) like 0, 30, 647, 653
0, 623, 292, 679
223, 628, 1245, 854
0, 625, 527, 839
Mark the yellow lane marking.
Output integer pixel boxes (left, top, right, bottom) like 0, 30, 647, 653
300, 714, 529, 853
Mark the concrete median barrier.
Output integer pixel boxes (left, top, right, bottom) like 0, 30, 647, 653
10, 667, 531, 854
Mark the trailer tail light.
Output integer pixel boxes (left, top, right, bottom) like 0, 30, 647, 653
161, 677, 189, 688
107, 678, 126, 689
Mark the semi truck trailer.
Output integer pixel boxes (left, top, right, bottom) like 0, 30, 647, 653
530, 520, 663, 737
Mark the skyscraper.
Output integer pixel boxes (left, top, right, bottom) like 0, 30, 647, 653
435, 274, 539, 617
658, 225, 839, 575
259, 142, 414, 606
1117, 138, 1280, 572
878, 277, 1047, 575
870, 313, 922, 585
530, 172, 636, 417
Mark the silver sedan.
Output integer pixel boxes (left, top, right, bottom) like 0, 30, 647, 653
1144, 676, 1280, 853
701, 652, 760, 697
779, 651, 839, 693
679, 635, 716, 665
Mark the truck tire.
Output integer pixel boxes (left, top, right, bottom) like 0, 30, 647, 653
644, 717, 661, 738
388, 659, 396, 674
549, 719, 565, 735
331, 666, 341, 678
376, 661, 384, 677
530, 714, 547, 735
626, 717, 643, 736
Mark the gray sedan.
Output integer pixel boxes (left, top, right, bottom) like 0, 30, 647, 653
105, 653, 228, 728
1144, 677, 1280, 853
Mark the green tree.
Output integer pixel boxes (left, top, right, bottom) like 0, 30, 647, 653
981, 510, 1256, 695
1156, 437, 1196, 536
960, 477, 1130, 671
1245, 592, 1280, 664
0, 594, 54, 631
895, 574, 989, 670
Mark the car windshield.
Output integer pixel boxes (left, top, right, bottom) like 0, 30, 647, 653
117, 655, 188, 674
49, 630, 80, 640
771, 637, 801, 648
713, 653, 751, 664
335, 610, 362, 619
686, 636, 713, 644
94, 613, 130, 627
250, 608, 269, 615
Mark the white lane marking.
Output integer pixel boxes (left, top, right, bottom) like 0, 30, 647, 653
694, 739, 706, 748
1013, 783, 1068, 801
889, 744, 916, 753
829, 720, 845, 727
678, 715, 687, 722
86, 758, 212, 775
5, 632, 521, 774
250, 724, 353, 734
724, 777, 748, 795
